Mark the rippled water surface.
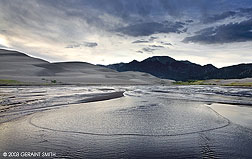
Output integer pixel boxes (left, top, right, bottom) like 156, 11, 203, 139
0, 85, 252, 158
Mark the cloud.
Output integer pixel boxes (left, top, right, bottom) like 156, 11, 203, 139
65, 42, 98, 48
84, 42, 98, 47
132, 40, 149, 43
203, 11, 236, 23
1, 0, 252, 67
141, 44, 164, 53
116, 21, 185, 37
183, 19, 252, 44
132, 36, 158, 44
0, 44, 8, 49
160, 42, 173, 46
202, 7, 252, 24
185, 20, 194, 23
63, 0, 222, 21
239, 7, 252, 17
149, 36, 158, 41
142, 47, 156, 52
149, 45, 164, 48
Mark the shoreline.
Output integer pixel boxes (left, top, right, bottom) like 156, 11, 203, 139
0, 82, 252, 88
0, 91, 125, 125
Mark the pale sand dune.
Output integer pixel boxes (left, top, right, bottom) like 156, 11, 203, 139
0, 49, 174, 85
0, 49, 49, 76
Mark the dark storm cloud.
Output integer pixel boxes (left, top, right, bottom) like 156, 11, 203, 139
41, 0, 196, 26
83, 0, 249, 17
1, 0, 252, 53
238, 7, 252, 18
117, 21, 185, 37
185, 20, 194, 23
2, 0, 252, 42
66, 42, 98, 48
65, 0, 220, 19
183, 19, 252, 44
203, 11, 236, 23
202, 7, 252, 24
239, 7, 252, 14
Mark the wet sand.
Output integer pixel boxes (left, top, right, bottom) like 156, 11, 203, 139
0, 88, 125, 124
0, 87, 252, 158
0, 86, 252, 158
210, 103, 252, 129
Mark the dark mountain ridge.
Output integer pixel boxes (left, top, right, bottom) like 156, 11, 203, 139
1, 49, 251, 81
106, 56, 252, 81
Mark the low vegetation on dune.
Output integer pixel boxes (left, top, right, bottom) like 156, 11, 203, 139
172, 80, 215, 85
0, 79, 24, 85
0, 79, 60, 86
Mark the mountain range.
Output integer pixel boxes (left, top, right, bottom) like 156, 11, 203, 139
106, 56, 252, 81
1, 48, 251, 83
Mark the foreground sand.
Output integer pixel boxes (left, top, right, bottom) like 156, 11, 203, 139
209, 103, 252, 129
0, 86, 252, 158
0, 90, 125, 124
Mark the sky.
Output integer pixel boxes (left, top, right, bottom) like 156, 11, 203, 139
0, 0, 252, 67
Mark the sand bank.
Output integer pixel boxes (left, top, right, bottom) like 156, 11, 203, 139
0, 90, 125, 124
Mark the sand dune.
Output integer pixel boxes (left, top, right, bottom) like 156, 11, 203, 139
0, 49, 49, 76
0, 49, 173, 85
